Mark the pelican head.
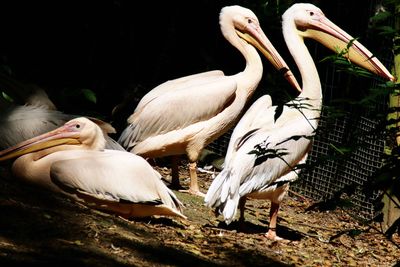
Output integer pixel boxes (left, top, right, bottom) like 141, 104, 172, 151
283, 3, 395, 82
221, 5, 301, 91
0, 117, 106, 161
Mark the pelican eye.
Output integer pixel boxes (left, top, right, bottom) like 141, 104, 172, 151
75, 124, 81, 129
309, 11, 314, 16
247, 19, 252, 24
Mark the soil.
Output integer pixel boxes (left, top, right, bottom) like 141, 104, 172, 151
0, 161, 399, 267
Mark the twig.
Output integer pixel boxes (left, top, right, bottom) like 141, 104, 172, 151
288, 189, 311, 204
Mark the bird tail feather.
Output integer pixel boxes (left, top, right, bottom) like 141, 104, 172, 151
222, 194, 240, 225
204, 168, 240, 225
204, 169, 230, 208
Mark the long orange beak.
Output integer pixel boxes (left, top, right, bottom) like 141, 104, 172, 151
0, 123, 81, 161
237, 26, 302, 92
301, 16, 395, 82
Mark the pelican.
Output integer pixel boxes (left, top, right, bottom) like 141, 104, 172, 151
0, 117, 186, 220
0, 74, 123, 151
118, 5, 301, 197
204, 3, 395, 240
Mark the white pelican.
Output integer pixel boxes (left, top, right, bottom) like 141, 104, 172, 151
118, 5, 301, 197
0, 77, 123, 151
205, 3, 395, 240
0, 117, 186, 220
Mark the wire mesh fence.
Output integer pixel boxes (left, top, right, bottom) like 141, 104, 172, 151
206, 109, 385, 220
290, 111, 385, 219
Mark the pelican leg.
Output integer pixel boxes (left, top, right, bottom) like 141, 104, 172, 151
238, 196, 247, 225
170, 156, 182, 189
238, 196, 247, 231
179, 162, 205, 197
265, 202, 283, 241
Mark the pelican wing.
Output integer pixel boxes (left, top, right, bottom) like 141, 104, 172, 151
119, 76, 237, 149
50, 150, 183, 211
0, 105, 74, 149
135, 70, 225, 110
205, 114, 313, 223
231, 107, 316, 190
104, 136, 125, 151
225, 95, 274, 163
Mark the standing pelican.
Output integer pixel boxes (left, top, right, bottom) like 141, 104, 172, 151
0, 117, 186, 219
118, 5, 301, 197
205, 3, 395, 240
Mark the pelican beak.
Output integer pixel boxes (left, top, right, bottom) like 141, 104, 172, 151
301, 16, 395, 82
236, 29, 302, 92
0, 125, 81, 161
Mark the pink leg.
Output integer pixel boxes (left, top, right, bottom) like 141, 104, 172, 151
265, 202, 283, 241
179, 162, 205, 197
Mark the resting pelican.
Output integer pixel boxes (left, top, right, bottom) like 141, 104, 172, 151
0, 117, 186, 220
0, 75, 123, 151
118, 5, 300, 197
205, 3, 395, 240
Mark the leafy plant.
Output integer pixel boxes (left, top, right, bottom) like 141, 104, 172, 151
320, 38, 374, 79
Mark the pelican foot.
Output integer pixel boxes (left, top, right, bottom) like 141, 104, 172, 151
179, 188, 206, 198
265, 229, 284, 241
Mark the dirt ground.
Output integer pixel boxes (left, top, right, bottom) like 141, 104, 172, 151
0, 161, 399, 267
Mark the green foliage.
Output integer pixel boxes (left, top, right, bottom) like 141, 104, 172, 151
320, 38, 374, 79
367, 146, 400, 202
1, 91, 14, 103
329, 143, 351, 155
369, 5, 398, 39
375, 25, 397, 36
366, 0, 400, 233
59, 88, 97, 105
81, 89, 97, 104
369, 10, 392, 24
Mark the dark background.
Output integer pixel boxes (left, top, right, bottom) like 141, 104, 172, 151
0, 0, 392, 133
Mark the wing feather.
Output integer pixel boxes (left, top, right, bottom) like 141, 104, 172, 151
50, 150, 183, 212
206, 114, 314, 223
119, 76, 237, 149
0, 105, 74, 149
135, 70, 225, 110
225, 95, 274, 161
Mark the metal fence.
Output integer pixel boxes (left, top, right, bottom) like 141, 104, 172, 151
206, 108, 385, 219
290, 111, 385, 219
